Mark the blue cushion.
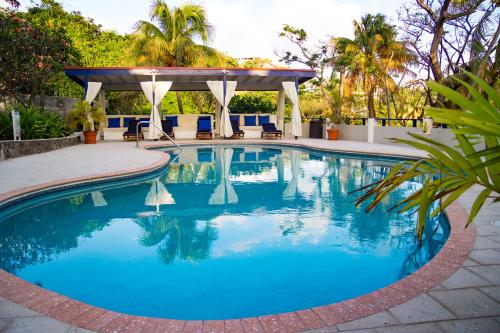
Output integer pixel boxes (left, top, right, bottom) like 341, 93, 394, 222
123, 117, 136, 128
230, 115, 240, 124
197, 148, 213, 162
198, 119, 211, 132
262, 123, 278, 131
165, 116, 178, 127
198, 115, 211, 120
107, 118, 120, 128
258, 115, 270, 125
139, 117, 150, 127
244, 115, 256, 126
245, 152, 256, 161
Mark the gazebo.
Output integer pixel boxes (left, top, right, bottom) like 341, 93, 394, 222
64, 66, 316, 139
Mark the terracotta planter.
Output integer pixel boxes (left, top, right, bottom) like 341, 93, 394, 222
327, 128, 340, 140
83, 130, 97, 144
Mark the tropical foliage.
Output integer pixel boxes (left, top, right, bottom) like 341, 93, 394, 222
20, 0, 131, 98
355, 73, 500, 239
128, 0, 230, 113
66, 101, 104, 132
229, 92, 276, 114
0, 105, 71, 140
332, 14, 415, 119
0, 7, 72, 104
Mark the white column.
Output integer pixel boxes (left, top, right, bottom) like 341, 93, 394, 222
97, 90, 105, 140
367, 118, 375, 143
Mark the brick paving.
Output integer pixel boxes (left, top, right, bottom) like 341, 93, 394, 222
303, 187, 500, 333
0, 139, 498, 332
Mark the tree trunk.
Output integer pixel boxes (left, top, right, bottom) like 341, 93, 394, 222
367, 85, 376, 119
428, 0, 451, 84
385, 88, 391, 126
176, 91, 184, 114
338, 70, 344, 117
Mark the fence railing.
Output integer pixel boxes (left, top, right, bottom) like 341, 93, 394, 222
297, 117, 447, 129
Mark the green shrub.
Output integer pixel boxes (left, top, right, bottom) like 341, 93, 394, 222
0, 105, 71, 140
229, 92, 276, 114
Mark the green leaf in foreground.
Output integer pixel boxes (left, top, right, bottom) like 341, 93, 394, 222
355, 72, 499, 240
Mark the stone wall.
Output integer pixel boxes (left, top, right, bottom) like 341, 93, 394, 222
0, 95, 81, 118
0, 135, 81, 161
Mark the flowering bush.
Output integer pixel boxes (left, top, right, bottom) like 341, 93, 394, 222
0, 8, 71, 104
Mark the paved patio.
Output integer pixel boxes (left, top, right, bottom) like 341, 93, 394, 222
0, 139, 498, 333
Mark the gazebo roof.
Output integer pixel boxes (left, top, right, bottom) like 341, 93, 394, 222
64, 66, 316, 92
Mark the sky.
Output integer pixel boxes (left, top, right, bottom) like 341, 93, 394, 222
21, 0, 406, 64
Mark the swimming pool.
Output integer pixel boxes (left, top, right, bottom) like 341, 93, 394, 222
0, 145, 449, 320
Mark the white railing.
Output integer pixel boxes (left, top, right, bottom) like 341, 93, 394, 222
136, 120, 184, 151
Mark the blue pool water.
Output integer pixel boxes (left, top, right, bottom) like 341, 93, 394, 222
0, 145, 449, 320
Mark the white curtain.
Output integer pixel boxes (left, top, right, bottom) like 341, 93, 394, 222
282, 82, 302, 137
140, 81, 173, 140
207, 81, 237, 138
276, 88, 285, 131
84, 82, 102, 131
209, 147, 238, 205
283, 150, 301, 200
145, 178, 175, 213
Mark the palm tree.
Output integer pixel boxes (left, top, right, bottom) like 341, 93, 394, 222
128, 0, 225, 113
355, 72, 500, 240
333, 14, 415, 120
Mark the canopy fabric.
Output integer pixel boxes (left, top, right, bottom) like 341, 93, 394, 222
145, 178, 175, 212
90, 191, 107, 207
283, 150, 301, 200
140, 81, 173, 140
207, 81, 237, 138
282, 82, 302, 137
276, 88, 285, 131
209, 147, 238, 205
84, 82, 102, 131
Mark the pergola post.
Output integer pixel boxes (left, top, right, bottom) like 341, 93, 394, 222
222, 72, 227, 139
295, 77, 299, 140
97, 90, 106, 139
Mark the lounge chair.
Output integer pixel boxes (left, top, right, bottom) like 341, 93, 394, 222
196, 116, 213, 140
230, 119, 244, 139
160, 119, 175, 140
261, 123, 282, 139
123, 119, 144, 141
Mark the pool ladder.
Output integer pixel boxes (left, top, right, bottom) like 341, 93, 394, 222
135, 120, 184, 152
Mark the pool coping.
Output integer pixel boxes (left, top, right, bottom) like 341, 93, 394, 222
0, 142, 476, 333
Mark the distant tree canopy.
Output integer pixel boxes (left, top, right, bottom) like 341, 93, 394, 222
229, 92, 276, 114
19, 0, 130, 97
0, 8, 72, 105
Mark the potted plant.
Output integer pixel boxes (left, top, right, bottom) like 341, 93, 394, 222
326, 113, 341, 140
67, 101, 104, 144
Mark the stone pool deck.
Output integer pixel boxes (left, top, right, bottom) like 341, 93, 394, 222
0, 139, 498, 333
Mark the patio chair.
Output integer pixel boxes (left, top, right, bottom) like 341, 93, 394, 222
196, 116, 213, 140
261, 122, 282, 139
230, 119, 245, 139
160, 119, 175, 140
123, 119, 144, 141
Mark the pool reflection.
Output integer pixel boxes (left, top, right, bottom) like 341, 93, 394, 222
0, 146, 449, 318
